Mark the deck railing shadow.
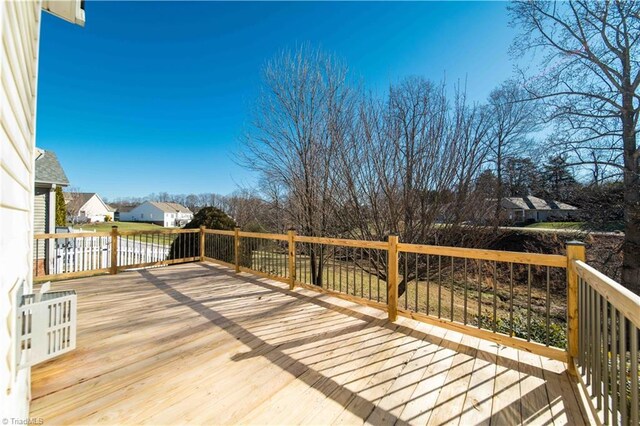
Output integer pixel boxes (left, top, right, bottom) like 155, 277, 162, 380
137, 267, 405, 424
198, 263, 563, 383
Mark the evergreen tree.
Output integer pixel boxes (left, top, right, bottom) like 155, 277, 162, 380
542, 155, 577, 200
55, 186, 66, 227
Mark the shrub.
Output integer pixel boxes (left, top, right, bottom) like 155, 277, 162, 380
169, 207, 236, 260
55, 186, 66, 226
475, 313, 566, 348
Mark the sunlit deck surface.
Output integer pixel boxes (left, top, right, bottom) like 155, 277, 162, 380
31, 262, 589, 425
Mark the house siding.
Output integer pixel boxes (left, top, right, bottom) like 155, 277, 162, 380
0, 0, 42, 419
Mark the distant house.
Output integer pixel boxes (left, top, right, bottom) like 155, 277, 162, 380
65, 192, 114, 223
113, 204, 137, 222
120, 201, 193, 227
33, 148, 69, 275
501, 196, 578, 222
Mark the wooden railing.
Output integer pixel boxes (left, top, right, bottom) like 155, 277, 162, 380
35, 225, 639, 410
204, 228, 574, 362
574, 260, 640, 425
33, 226, 200, 281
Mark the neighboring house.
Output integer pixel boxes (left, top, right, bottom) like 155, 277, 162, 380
65, 193, 114, 223
120, 201, 194, 227
501, 196, 578, 222
0, 0, 84, 418
112, 204, 138, 221
33, 148, 69, 275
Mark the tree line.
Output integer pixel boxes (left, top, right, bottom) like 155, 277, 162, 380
239, 1, 639, 293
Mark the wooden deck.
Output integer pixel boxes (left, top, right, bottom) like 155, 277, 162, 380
31, 262, 589, 425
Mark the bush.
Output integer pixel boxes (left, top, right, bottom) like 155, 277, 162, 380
55, 186, 66, 226
475, 313, 566, 348
169, 207, 236, 260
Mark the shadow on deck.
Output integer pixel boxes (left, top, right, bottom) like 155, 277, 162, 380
31, 262, 589, 425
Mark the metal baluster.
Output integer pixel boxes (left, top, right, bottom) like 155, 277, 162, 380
602, 300, 609, 424
492, 261, 497, 331
451, 257, 455, 322
631, 324, 639, 426
463, 258, 468, 325
360, 247, 364, 297
478, 260, 482, 328
619, 315, 626, 425
353, 247, 357, 296
405, 253, 409, 309
426, 254, 430, 315
369, 250, 373, 300
509, 263, 514, 337
527, 264, 532, 341
611, 306, 618, 426
546, 267, 551, 346
595, 291, 601, 409
438, 255, 442, 318
376, 250, 380, 302
415, 252, 419, 312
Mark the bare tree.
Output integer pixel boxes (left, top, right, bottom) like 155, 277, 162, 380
510, 0, 640, 292
241, 45, 354, 285
331, 78, 494, 295
486, 80, 539, 223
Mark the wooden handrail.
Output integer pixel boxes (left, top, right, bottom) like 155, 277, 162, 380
574, 259, 640, 328
34, 231, 111, 239
295, 235, 388, 250
397, 243, 567, 268
203, 229, 235, 236
118, 228, 199, 235
238, 231, 288, 241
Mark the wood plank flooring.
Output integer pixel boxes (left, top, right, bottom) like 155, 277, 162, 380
31, 262, 589, 425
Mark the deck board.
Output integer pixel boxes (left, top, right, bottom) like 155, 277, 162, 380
31, 262, 589, 425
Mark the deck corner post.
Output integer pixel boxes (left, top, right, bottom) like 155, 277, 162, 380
566, 240, 586, 371
288, 229, 296, 290
234, 227, 241, 273
199, 226, 206, 262
110, 226, 118, 275
387, 234, 399, 322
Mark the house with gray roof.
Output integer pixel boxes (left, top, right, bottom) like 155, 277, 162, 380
501, 196, 578, 222
34, 148, 69, 275
119, 201, 193, 227
34, 148, 69, 234
64, 192, 115, 223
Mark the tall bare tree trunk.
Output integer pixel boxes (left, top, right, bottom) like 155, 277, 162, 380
622, 92, 640, 294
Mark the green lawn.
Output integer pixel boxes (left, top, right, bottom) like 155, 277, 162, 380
69, 221, 179, 246
69, 221, 169, 233
525, 222, 586, 230
525, 221, 624, 232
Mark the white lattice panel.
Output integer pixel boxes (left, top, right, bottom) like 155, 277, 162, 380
17, 290, 77, 368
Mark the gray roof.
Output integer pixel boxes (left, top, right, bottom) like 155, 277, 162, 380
35, 148, 69, 186
148, 201, 192, 214
64, 193, 97, 214
502, 196, 577, 211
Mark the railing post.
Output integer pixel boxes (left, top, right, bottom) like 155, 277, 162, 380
234, 227, 240, 273
288, 229, 296, 290
110, 226, 118, 275
199, 226, 205, 262
566, 240, 586, 371
387, 234, 399, 322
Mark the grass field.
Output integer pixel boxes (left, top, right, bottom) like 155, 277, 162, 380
70, 221, 168, 233
70, 222, 180, 246
525, 221, 624, 232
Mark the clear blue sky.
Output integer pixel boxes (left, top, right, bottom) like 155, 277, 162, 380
37, 1, 517, 200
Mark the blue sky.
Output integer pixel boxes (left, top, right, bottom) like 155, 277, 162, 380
37, 1, 517, 200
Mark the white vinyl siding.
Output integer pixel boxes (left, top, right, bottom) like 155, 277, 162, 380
0, 0, 42, 419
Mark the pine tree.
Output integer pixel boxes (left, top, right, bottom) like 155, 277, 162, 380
55, 186, 66, 226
